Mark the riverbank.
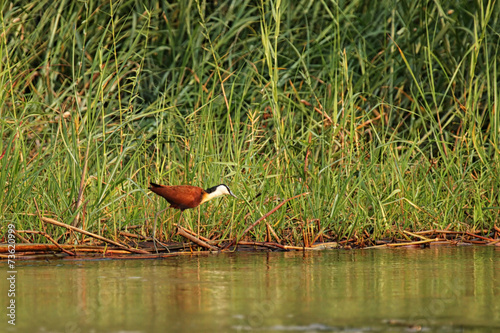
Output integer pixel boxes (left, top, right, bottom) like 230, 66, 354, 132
1, 1, 499, 251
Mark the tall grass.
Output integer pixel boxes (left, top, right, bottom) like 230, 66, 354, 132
1, 0, 499, 246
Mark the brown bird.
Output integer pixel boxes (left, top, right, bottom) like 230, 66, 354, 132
148, 182, 237, 250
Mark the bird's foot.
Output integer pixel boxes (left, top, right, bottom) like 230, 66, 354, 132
152, 237, 170, 253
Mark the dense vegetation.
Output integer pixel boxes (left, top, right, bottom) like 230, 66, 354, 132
1, 0, 499, 247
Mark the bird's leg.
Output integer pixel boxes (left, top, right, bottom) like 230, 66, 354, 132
152, 208, 170, 253
176, 210, 184, 228
175, 210, 194, 252
197, 206, 201, 238
175, 211, 193, 251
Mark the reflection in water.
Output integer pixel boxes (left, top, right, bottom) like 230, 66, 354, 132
3, 246, 499, 332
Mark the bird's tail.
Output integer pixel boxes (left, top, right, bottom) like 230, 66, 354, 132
149, 182, 161, 189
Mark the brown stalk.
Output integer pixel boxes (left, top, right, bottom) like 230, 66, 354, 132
41, 217, 150, 254
175, 225, 219, 251
177, 224, 213, 243
15, 230, 76, 256
386, 238, 439, 247
237, 241, 286, 250
265, 222, 281, 243
0, 244, 109, 253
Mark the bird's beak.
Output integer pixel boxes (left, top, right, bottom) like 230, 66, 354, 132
229, 191, 238, 199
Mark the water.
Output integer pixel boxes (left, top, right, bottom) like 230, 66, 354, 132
2, 246, 499, 332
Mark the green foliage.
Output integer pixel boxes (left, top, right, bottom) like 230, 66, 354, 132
1, 0, 499, 245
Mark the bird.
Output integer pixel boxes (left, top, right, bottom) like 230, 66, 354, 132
148, 182, 237, 250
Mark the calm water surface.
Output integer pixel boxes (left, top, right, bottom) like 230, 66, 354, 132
2, 246, 499, 332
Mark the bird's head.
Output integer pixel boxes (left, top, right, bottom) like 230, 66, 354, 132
207, 184, 238, 198
201, 184, 238, 204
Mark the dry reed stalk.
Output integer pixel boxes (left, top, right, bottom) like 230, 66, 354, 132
41, 217, 150, 254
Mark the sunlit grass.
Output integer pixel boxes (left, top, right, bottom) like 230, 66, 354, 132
1, 0, 499, 247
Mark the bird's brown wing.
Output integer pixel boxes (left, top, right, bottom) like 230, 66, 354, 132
149, 184, 204, 210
